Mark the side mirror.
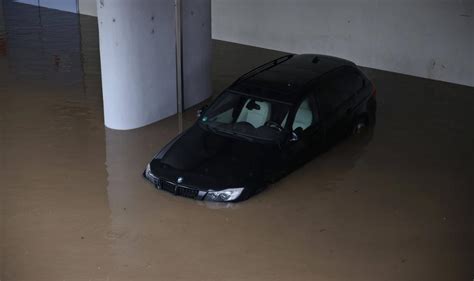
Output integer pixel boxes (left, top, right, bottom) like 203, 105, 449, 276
197, 105, 208, 118
289, 127, 303, 142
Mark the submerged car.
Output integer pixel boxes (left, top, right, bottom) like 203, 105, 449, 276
144, 54, 377, 202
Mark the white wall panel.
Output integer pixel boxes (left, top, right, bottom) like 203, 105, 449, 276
97, 0, 211, 130
212, 0, 474, 86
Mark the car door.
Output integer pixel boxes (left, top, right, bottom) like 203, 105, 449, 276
339, 68, 364, 133
347, 67, 369, 114
284, 93, 324, 168
317, 67, 358, 141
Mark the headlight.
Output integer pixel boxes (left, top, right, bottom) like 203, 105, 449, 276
145, 163, 155, 178
145, 163, 159, 185
204, 188, 244, 202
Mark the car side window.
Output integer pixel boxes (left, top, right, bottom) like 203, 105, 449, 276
317, 67, 363, 113
341, 67, 364, 93
317, 79, 337, 114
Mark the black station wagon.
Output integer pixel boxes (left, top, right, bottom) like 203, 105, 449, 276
144, 54, 377, 202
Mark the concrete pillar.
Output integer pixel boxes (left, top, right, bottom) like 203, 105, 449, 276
97, 0, 211, 130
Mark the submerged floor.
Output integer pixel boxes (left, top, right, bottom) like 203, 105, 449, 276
1, 2, 474, 281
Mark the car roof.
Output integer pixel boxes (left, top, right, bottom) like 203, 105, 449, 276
228, 54, 355, 104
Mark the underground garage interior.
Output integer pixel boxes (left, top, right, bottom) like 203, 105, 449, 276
0, 0, 473, 280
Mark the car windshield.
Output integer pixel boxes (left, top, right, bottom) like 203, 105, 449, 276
199, 91, 291, 142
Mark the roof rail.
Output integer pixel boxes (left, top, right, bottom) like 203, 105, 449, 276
232, 54, 294, 86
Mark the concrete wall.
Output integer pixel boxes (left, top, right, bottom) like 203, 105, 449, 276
13, 0, 96, 15
78, 0, 97, 16
97, 0, 177, 130
14, 0, 78, 13
97, 0, 211, 130
212, 0, 474, 87
4, 1, 83, 83
0, 0, 6, 58
12, 0, 473, 86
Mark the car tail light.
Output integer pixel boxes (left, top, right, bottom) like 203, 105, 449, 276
371, 81, 377, 97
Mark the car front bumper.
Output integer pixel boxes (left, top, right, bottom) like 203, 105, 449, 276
143, 167, 209, 200
143, 163, 247, 202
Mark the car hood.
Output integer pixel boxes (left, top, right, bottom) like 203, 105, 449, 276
150, 124, 279, 190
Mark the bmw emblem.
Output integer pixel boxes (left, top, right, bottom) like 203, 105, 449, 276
177, 177, 183, 184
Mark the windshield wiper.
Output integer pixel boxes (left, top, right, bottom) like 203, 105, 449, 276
221, 129, 254, 142
200, 122, 230, 136
204, 123, 254, 142
216, 126, 259, 142
199, 121, 218, 134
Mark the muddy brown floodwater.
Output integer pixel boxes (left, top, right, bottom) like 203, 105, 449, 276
1, 2, 473, 281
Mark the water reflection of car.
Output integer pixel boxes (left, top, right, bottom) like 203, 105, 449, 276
144, 54, 377, 202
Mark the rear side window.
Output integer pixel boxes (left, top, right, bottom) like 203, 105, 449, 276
316, 67, 363, 113
341, 68, 363, 92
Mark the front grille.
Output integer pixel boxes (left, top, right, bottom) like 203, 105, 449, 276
160, 180, 199, 199
161, 181, 176, 193
176, 186, 199, 198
